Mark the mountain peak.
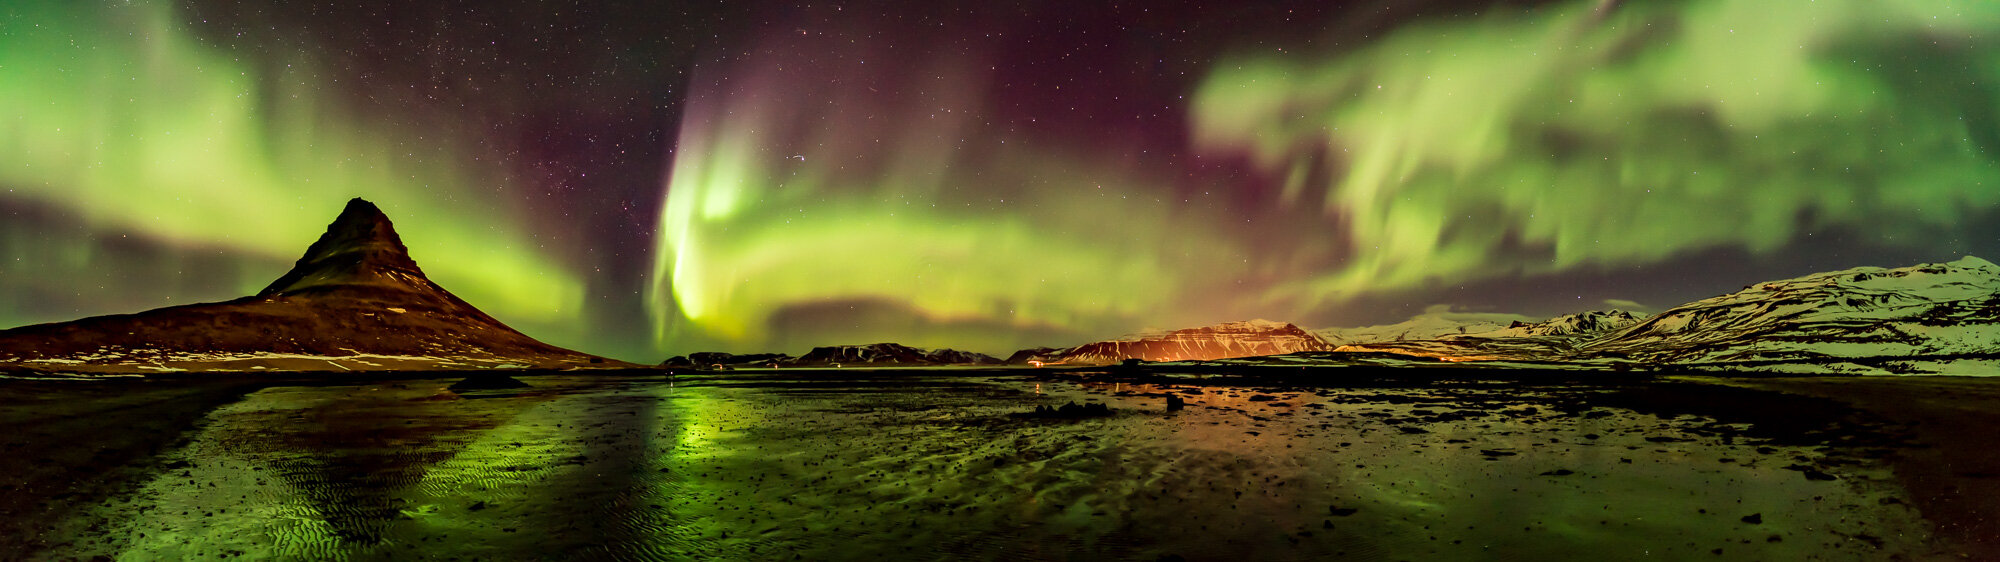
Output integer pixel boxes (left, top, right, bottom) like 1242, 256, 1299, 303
0, 197, 623, 373
258, 198, 426, 296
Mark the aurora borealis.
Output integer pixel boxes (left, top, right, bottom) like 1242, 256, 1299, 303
5, 0, 2000, 360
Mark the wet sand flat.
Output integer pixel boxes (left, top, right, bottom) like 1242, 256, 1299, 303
1, 371, 1995, 560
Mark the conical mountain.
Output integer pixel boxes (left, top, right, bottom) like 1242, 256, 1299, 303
0, 198, 628, 374
259, 198, 429, 297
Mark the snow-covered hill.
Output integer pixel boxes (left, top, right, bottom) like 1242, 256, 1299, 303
1043, 257, 2000, 375
1325, 310, 1638, 362
1473, 310, 1644, 338
1311, 258, 2000, 374
1581, 257, 2000, 374
1315, 307, 1532, 344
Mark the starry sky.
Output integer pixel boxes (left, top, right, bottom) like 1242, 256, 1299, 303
3, 0, 1998, 361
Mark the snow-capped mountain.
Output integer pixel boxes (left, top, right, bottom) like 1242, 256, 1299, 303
1315, 307, 1534, 344
1324, 310, 1639, 362
0, 198, 625, 374
1308, 258, 2000, 374
1016, 320, 1334, 365
1476, 310, 1644, 338
1581, 257, 2000, 373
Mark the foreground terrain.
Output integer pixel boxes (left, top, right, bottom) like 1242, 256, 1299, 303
1, 369, 1995, 560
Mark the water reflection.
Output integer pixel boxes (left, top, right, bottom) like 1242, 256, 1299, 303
56, 373, 1938, 560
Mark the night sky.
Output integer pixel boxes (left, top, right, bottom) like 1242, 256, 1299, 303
4, 0, 1997, 361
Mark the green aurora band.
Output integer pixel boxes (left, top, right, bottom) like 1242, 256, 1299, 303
1193, 0, 2000, 305
651, 44, 1248, 354
6, 0, 1997, 360
655, 0, 2000, 355
0, 2, 584, 341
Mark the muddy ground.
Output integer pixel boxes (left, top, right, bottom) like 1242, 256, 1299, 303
0, 369, 1994, 560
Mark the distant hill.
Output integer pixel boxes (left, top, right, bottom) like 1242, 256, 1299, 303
671, 257, 2000, 375
663, 343, 998, 369
1315, 308, 1533, 344
1012, 320, 1334, 365
1205, 258, 2000, 375
0, 198, 627, 374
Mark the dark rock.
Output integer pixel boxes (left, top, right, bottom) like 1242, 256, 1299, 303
1741, 513, 1762, 524
1782, 464, 1838, 481
1011, 401, 1114, 419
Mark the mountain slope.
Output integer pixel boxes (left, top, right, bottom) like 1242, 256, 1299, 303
0, 198, 623, 374
1308, 258, 2000, 374
1476, 310, 1644, 338
1327, 310, 1641, 362
1580, 257, 2000, 373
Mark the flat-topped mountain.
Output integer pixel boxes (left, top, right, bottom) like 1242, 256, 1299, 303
1014, 320, 1334, 365
0, 198, 625, 374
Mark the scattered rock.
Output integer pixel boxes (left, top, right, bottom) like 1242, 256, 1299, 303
1540, 469, 1575, 477
1011, 402, 1114, 419
1741, 513, 1761, 524
1782, 464, 1838, 481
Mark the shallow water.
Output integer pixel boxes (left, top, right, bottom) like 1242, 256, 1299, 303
50, 373, 1941, 560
